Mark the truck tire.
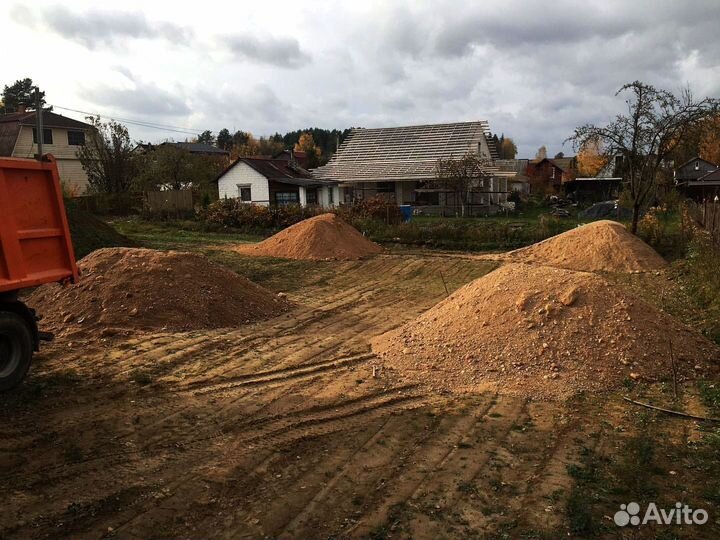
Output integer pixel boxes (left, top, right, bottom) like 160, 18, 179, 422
0, 312, 33, 391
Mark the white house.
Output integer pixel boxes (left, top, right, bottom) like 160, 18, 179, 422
216, 155, 339, 207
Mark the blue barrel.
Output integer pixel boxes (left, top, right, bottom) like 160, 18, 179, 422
399, 205, 413, 222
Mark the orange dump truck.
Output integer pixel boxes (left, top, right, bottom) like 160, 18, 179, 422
0, 156, 79, 390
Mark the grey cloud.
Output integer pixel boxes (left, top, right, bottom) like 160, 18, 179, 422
85, 81, 191, 117
223, 35, 311, 68
194, 85, 288, 133
27, 6, 193, 49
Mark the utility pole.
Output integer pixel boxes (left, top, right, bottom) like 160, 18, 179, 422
35, 87, 43, 161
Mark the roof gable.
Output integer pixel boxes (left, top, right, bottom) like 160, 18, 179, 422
676, 156, 717, 171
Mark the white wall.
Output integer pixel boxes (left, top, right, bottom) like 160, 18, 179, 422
56, 158, 90, 195
318, 185, 340, 208
217, 162, 270, 205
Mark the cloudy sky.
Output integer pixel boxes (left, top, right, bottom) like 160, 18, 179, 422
4, 0, 720, 157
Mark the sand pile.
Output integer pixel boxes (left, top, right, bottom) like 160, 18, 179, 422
494, 220, 667, 272
372, 264, 719, 399
27, 248, 291, 335
235, 213, 382, 260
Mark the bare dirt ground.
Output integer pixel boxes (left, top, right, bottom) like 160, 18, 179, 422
1, 251, 719, 540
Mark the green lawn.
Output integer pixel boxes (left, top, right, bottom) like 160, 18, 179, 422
110, 217, 263, 251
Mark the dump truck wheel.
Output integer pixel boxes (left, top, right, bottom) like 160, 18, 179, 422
0, 312, 33, 391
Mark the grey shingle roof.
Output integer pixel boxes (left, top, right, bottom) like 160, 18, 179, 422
217, 157, 335, 187
161, 142, 229, 155
313, 121, 503, 182
0, 111, 92, 130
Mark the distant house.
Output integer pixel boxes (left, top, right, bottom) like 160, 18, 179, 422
526, 158, 562, 193
675, 157, 717, 183
675, 157, 720, 200
275, 149, 310, 169
0, 109, 93, 193
216, 157, 337, 207
312, 121, 512, 215
135, 141, 230, 157
562, 155, 621, 204
496, 159, 530, 195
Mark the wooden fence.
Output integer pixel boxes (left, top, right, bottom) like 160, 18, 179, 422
145, 190, 195, 216
688, 198, 720, 246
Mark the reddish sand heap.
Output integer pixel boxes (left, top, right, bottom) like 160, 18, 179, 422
27, 248, 291, 335
372, 263, 718, 399
495, 220, 667, 272
235, 213, 382, 260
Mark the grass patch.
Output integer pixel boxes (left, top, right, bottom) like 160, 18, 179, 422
355, 212, 584, 252
699, 382, 720, 412
566, 446, 608, 536
111, 217, 262, 251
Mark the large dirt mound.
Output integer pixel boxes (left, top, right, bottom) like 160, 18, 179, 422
27, 248, 291, 336
372, 263, 718, 399
496, 220, 667, 272
235, 213, 382, 260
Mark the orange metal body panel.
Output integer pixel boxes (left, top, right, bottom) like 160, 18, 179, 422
0, 155, 79, 293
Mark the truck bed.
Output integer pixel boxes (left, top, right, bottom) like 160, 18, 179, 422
0, 156, 79, 293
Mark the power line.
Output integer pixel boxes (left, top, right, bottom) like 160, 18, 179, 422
52, 105, 208, 136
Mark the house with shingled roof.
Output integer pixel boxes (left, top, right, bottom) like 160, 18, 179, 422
312, 121, 513, 215
215, 156, 338, 207
0, 109, 93, 193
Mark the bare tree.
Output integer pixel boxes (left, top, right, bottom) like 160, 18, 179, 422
567, 81, 718, 233
77, 117, 137, 193
432, 153, 493, 217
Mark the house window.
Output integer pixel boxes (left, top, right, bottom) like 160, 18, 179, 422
32, 128, 53, 145
328, 187, 334, 205
376, 182, 396, 193
695, 161, 700, 170
237, 185, 252, 201
306, 188, 318, 205
67, 130, 85, 146
275, 192, 299, 205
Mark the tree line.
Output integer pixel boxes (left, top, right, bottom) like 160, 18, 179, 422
196, 127, 352, 168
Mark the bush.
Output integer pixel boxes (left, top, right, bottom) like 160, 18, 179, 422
197, 199, 324, 232
354, 214, 577, 251
335, 196, 403, 224
637, 205, 691, 260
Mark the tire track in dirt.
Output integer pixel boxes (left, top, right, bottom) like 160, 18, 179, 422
345, 394, 527, 539
0, 253, 499, 540
182, 352, 376, 394
74, 389, 434, 539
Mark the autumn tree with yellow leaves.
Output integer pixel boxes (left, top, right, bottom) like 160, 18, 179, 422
294, 133, 322, 168
576, 137, 608, 177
